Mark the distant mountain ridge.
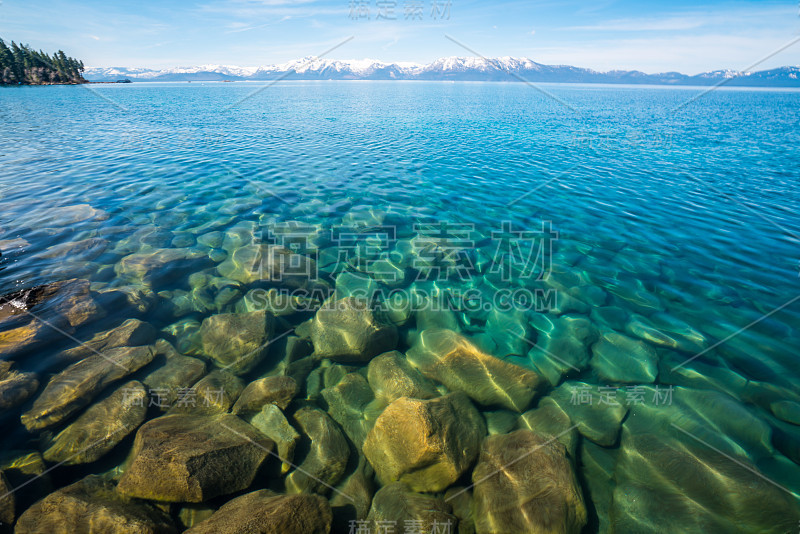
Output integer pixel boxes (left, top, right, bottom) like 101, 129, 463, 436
84, 57, 800, 87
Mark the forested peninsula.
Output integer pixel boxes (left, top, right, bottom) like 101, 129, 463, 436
0, 39, 86, 85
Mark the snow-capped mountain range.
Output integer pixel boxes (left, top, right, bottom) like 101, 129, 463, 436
84, 57, 800, 87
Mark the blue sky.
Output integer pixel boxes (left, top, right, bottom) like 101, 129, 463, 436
0, 0, 798, 73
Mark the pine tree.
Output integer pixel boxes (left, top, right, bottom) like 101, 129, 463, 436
0, 40, 86, 85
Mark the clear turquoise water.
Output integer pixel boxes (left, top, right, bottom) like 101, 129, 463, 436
2, 81, 800, 531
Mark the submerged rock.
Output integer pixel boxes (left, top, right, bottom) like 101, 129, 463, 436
15, 475, 176, 534
286, 406, 350, 495
321, 372, 379, 448
117, 414, 272, 502
771, 400, 800, 426
471, 429, 587, 534
518, 397, 579, 456
39, 237, 108, 261
232, 376, 298, 416
527, 314, 597, 386
0, 362, 38, 411
0, 450, 53, 517
21, 346, 155, 431
217, 244, 318, 289
167, 370, 244, 415
366, 350, 438, 404
43, 380, 147, 465
330, 455, 375, 525
610, 428, 800, 533
0, 470, 14, 528
251, 404, 300, 474
590, 331, 658, 384
311, 297, 398, 362
116, 248, 211, 287
58, 318, 158, 363
198, 310, 276, 375
141, 343, 207, 411
407, 329, 543, 412
550, 381, 628, 447
366, 482, 457, 532
0, 279, 104, 359
363, 393, 485, 492
185, 489, 332, 534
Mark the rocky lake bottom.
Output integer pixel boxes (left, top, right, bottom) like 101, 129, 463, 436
1, 82, 799, 533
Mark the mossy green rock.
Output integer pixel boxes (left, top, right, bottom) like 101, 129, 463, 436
550, 381, 628, 447
117, 414, 272, 502
407, 329, 543, 412
363, 392, 485, 492
0, 363, 38, 411
21, 345, 154, 431
367, 350, 439, 404
286, 406, 350, 495
610, 428, 800, 533
311, 297, 399, 362
590, 331, 658, 384
43, 380, 147, 465
198, 310, 276, 375
232, 376, 298, 416
15, 475, 176, 534
472, 429, 587, 534
57, 318, 158, 364
185, 489, 332, 534
321, 372, 379, 449
366, 482, 457, 531
0, 470, 14, 528
251, 404, 300, 474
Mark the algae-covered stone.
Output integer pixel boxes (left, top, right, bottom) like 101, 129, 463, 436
21, 346, 154, 431
771, 400, 800, 426
0, 450, 52, 517
286, 406, 350, 495
141, 344, 207, 411
363, 393, 485, 492
217, 244, 318, 288
251, 404, 300, 474
472, 429, 587, 534
330, 456, 375, 525
0, 363, 38, 411
407, 329, 543, 412
15, 475, 176, 534
311, 297, 398, 362
58, 318, 158, 363
527, 314, 597, 386
444, 487, 475, 534
167, 370, 244, 415
518, 397, 578, 456
610, 428, 800, 533
550, 382, 628, 447
367, 350, 438, 403
43, 380, 147, 465
590, 331, 658, 384
198, 310, 276, 375
117, 414, 272, 502
321, 372, 379, 448
0, 470, 14, 528
232, 376, 298, 415
116, 247, 211, 287
185, 490, 332, 534
366, 483, 457, 531
39, 237, 108, 261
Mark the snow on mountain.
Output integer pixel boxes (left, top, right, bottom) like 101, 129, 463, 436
83, 58, 800, 87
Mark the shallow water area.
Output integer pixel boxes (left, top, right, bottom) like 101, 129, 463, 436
1, 81, 799, 533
